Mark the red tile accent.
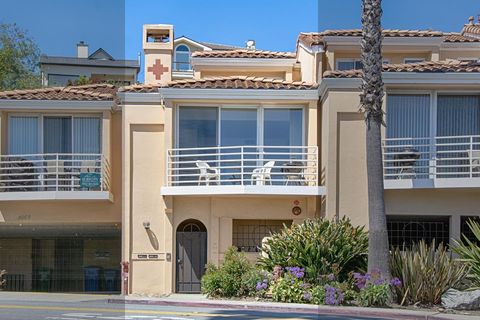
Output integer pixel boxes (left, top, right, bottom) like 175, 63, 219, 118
147, 59, 169, 80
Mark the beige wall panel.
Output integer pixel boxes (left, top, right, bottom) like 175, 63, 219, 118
131, 260, 167, 295
337, 113, 368, 227
129, 124, 173, 295
200, 70, 286, 79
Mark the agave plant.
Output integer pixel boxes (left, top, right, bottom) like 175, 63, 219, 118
453, 219, 480, 287
390, 240, 468, 305
258, 217, 368, 282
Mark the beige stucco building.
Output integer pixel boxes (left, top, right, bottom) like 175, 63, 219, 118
1, 18, 480, 295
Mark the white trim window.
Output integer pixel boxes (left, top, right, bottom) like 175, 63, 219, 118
174, 44, 191, 71
404, 58, 425, 64
176, 105, 305, 148
336, 58, 363, 71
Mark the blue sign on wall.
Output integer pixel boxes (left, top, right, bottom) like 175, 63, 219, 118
80, 173, 101, 189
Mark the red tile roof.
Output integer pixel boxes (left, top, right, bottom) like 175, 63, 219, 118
299, 29, 480, 47
462, 24, 480, 36
119, 76, 317, 92
0, 84, 116, 101
192, 49, 296, 59
444, 34, 480, 42
323, 60, 480, 78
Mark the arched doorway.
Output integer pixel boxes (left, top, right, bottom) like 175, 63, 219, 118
175, 219, 207, 293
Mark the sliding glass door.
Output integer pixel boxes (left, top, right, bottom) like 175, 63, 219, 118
386, 93, 480, 179
437, 95, 480, 177
8, 116, 39, 155
8, 115, 101, 156
44, 117, 72, 154
176, 106, 304, 185
386, 94, 431, 179
220, 109, 257, 184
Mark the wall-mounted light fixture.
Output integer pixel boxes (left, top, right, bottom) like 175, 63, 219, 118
143, 221, 151, 229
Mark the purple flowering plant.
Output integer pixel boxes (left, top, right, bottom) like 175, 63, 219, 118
353, 270, 403, 307
324, 284, 345, 305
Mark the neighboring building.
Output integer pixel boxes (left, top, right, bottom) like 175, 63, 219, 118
40, 41, 140, 86
0, 18, 479, 295
0, 84, 121, 292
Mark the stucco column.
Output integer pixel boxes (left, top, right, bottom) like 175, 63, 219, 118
102, 111, 111, 162
450, 215, 461, 247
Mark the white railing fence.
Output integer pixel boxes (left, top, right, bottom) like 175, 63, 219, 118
383, 135, 480, 180
167, 146, 318, 187
0, 153, 111, 192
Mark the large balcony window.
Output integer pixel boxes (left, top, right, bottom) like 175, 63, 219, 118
166, 106, 318, 191
0, 115, 110, 195
383, 94, 480, 187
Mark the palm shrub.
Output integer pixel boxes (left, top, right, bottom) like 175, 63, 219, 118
258, 218, 368, 282
453, 219, 480, 287
390, 240, 468, 305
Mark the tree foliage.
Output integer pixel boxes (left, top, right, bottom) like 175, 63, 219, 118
0, 23, 41, 90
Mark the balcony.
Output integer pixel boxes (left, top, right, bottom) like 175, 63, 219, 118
161, 146, 324, 196
172, 61, 194, 79
383, 135, 480, 189
0, 153, 112, 201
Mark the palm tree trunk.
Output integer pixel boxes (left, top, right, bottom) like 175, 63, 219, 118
361, 0, 390, 278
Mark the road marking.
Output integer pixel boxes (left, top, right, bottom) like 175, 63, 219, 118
0, 305, 208, 317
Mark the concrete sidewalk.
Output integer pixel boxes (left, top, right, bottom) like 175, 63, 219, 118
108, 294, 478, 320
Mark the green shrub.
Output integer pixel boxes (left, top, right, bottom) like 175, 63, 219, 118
453, 219, 480, 287
309, 284, 325, 305
240, 267, 269, 297
271, 272, 308, 303
201, 247, 254, 298
258, 218, 368, 281
390, 240, 468, 305
356, 283, 391, 307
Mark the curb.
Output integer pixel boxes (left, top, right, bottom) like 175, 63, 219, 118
108, 298, 465, 320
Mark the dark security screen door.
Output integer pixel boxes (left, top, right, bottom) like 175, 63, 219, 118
176, 231, 207, 293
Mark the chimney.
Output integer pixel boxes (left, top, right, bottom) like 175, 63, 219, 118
77, 41, 89, 58
142, 24, 173, 85
468, 16, 475, 25
246, 40, 256, 50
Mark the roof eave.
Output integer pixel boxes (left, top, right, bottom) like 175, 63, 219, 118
320, 72, 480, 96
191, 57, 297, 69
0, 99, 114, 110
118, 88, 320, 102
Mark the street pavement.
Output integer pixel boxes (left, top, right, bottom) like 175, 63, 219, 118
0, 292, 389, 320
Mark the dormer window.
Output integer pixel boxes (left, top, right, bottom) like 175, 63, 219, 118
174, 45, 191, 71
404, 58, 425, 64
336, 58, 363, 71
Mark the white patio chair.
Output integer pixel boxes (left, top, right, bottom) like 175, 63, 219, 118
44, 159, 65, 191
251, 161, 275, 186
467, 150, 480, 174
196, 160, 220, 185
81, 160, 97, 173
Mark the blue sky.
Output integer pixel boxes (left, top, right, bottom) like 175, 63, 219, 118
1, 0, 479, 81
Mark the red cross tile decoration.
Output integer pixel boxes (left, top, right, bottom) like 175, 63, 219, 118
147, 59, 169, 80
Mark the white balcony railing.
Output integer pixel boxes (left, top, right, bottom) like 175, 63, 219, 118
0, 153, 111, 193
166, 146, 318, 187
383, 135, 480, 182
